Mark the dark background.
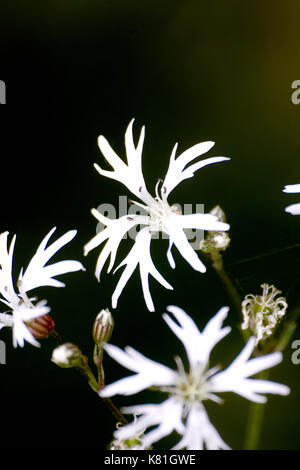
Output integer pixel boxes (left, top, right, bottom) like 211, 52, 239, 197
0, 0, 299, 449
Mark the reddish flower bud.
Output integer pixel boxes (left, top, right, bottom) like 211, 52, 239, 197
27, 313, 55, 339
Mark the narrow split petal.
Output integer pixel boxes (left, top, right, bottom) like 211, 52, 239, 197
164, 215, 206, 273
112, 230, 173, 312
100, 343, 176, 397
283, 184, 300, 193
285, 203, 300, 215
173, 406, 230, 450
116, 398, 184, 448
20, 228, 85, 293
163, 141, 229, 197
96, 120, 154, 204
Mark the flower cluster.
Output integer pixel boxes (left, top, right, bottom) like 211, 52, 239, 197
1, 119, 294, 452
100, 305, 289, 450
84, 119, 230, 311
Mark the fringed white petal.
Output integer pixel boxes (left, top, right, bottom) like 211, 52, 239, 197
283, 183, 300, 215
100, 344, 176, 397
173, 405, 230, 450
210, 337, 290, 401
177, 213, 230, 232
163, 215, 206, 273
163, 306, 230, 368
115, 397, 184, 448
112, 229, 173, 312
283, 184, 300, 193
84, 210, 146, 280
0, 232, 19, 305
19, 228, 85, 293
162, 139, 229, 197
95, 119, 154, 205
285, 202, 300, 215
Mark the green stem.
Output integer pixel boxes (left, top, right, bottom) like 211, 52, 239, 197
77, 359, 127, 424
103, 398, 128, 425
76, 358, 99, 393
214, 258, 242, 318
50, 330, 127, 425
275, 301, 300, 352
244, 295, 300, 449
50, 329, 63, 345
93, 344, 105, 389
92, 344, 128, 424
205, 251, 248, 340
244, 370, 269, 450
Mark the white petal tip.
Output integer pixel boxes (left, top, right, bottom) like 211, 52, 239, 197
198, 265, 207, 273
280, 385, 291, 396
67, 230, 77, 240
285, 206, 300, 215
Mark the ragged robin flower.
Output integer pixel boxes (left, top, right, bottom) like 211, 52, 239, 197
84, 119, 230, 311
100, 305, 289, 450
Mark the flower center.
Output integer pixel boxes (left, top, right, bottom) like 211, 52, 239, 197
130, 180, 181, 235
160, 357, 220, 408
175, 369, 210, 404
147, 180, 181, 233
148, 198, 174, 232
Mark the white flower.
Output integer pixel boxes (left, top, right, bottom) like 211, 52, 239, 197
283, 183, 300, 215
85, 119, 230, 311
0, 228, 85, 347
100, 306, 290, 450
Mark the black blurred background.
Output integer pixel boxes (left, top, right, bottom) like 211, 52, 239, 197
0, 0, 299, 450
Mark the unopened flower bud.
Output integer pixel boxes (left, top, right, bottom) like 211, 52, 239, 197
242, 283, 288, 344
198, 205, 230, 253
27, 313, 55, 339
92, 308, 114, 346
170, 203, 182, 215
209, 205, 227, 223
51, 342, 83, 368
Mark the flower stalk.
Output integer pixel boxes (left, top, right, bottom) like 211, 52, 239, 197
244, 370, 270, 450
